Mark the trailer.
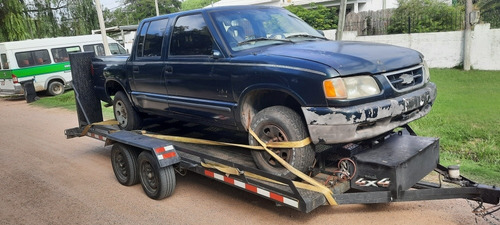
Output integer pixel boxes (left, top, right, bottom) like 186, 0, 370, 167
65, 52, 500, 215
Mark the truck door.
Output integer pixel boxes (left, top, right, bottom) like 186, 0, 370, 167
128, 18, 170, 114
165, 14, 235, 126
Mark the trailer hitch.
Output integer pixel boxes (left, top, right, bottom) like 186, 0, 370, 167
432, 164, 500, 205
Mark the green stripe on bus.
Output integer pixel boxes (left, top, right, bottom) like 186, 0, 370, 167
0, 70, 13, 79
10, 62, 71, 78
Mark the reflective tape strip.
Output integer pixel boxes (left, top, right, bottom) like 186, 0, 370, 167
204, 169, 299, 209
86, 132, 107, 141
155, 145, 176, 160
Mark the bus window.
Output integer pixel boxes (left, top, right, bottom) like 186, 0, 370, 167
1, 54, 8, 69
83, 44, 105, 56
109, 43, 127, 55
52, 46, 81, 62
15, 50, 51, 68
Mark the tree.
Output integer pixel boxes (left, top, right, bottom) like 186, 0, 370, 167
181, 0, 219, 11
285, 4, 338, 30
105, 0, 181, 26
388, 0, 464, 34
0, 0, 31, 41
477, 0, 500, 28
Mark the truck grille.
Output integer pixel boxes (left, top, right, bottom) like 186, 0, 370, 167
383, 65, 424, 92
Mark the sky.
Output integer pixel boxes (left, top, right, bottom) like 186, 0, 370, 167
99, 0, 123, 10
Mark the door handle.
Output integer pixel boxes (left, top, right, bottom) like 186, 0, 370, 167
165, 66, 173, 74
132, 66, 139, 73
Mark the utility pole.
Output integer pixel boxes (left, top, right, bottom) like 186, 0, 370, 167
463, 0, 472, 71
95, 0, 111, 56
336, 0, 347, 40
155, 0, 160, 16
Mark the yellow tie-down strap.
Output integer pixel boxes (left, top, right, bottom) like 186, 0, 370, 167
80, 120, 120, 137
142, 129, 337, 206
79, 120, 336, 205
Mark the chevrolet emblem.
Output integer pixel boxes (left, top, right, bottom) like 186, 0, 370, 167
400, 73, 414, 85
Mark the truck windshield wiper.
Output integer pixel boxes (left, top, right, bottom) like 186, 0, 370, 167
238, 38, 293, 46
286, 34, 327, 40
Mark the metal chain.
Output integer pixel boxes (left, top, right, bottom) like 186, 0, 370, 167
466, 199, 500, 225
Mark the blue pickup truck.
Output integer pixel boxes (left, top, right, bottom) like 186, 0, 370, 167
92, 6, 437, 178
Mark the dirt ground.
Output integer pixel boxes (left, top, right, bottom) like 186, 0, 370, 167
0, 98, 497, 225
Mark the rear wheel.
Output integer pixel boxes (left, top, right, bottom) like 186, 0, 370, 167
138, 151, 176, 200
111, 143, 139, 186
249, 106, 315, 179
113, 91, 142, 130
47, 81, 64, 96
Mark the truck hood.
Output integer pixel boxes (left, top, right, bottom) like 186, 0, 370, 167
263, 41, 422, 75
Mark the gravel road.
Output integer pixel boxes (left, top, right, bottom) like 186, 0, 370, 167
0, 98, 496, 225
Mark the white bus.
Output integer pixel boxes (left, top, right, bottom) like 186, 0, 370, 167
0, 34, 127, 96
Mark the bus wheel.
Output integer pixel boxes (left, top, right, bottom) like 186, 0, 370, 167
47, 81, 64, 96
138, 151, 176, 200
111, 143, 140, 186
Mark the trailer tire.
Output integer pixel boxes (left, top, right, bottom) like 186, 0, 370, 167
113, 91, 142, 130
249, 106, 315, 180
138, 151, 176, 200
47, 81, 64, 96
111, 143, 140, 186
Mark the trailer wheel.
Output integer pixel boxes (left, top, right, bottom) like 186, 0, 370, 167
249, 106, 315, 179
47, 81, 64, 96
138, 151, 176, 200
113, 91, 142, 130
111, 143, 139, 186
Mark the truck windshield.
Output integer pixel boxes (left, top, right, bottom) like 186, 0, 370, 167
210, 7, 324, 52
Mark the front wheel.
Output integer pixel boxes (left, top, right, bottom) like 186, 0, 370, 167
113, 91, 142, 130
138, 151, 176, 200
249, 106, 315, 179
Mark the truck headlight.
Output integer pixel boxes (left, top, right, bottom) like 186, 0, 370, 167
423, 60, 430, 83
323, 76, 381, 99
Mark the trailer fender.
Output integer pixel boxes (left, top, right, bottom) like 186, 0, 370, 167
106, 130, 181, 167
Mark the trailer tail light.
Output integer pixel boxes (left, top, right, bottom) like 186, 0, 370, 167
12, 74, 19, 84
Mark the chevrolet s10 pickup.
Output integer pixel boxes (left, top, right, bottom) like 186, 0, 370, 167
91, 5, 437, 178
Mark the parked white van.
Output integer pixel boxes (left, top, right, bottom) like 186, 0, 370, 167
0, 34, 127, 96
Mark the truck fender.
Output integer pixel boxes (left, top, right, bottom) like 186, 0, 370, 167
106, 130, 181, 168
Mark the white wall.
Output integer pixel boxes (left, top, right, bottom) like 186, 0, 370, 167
323, 24, 500, 70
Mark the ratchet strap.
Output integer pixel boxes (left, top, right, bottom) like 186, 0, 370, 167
80, 119, 336, 205
144, 128, 336, 205
80, 120, 120, 137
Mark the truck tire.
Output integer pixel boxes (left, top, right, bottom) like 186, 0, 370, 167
47, 81, 64, 96
111, 143, 140, 186
249, 106, 315, 179
113, 91, 142, 130
138, 151, 176, 200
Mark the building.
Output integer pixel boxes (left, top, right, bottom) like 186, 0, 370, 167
210, 0, 452, 13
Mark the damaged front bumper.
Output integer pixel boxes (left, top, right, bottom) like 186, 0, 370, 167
302, 82, 437, 144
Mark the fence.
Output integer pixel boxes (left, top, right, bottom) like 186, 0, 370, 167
345, 10, 464, 36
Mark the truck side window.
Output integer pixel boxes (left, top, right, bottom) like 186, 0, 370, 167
142, 19, 168, 58
170, 14, 214, 56
1, 54, 8, 70
136, 22, 149, 58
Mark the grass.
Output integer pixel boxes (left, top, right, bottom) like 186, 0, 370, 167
411, 69, 500, 185
31, 91, 114, 119
31, 69, 500, 185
